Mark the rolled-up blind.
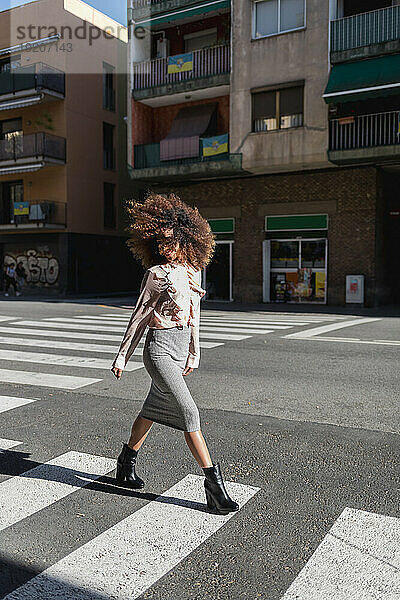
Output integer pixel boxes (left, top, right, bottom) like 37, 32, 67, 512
280, 86, 303, 116
252, 91, 276, 119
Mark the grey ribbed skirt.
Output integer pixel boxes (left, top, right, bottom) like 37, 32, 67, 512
139, 324, 201, 432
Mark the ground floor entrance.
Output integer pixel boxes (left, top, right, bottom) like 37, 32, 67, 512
263, 238, 328, 304
201, 240, 233, 302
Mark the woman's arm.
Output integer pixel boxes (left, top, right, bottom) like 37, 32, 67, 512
112, 269, 168, 372
186, 270, 202, 369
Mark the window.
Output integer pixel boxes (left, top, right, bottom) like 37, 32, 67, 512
252, 85, 303, 132
253, 0, 305, 39
104, 182, 116, 228
103, 62, 115, 111
103, 123, 115, 169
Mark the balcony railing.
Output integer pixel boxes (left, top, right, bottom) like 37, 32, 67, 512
132, 44, 230, 91
331, 5, 400, 53
329, 110, 400, 151
134, 135, 229, 169
0, 132, 66, 163
0, 62, 65, 97
0, 200, 66, 228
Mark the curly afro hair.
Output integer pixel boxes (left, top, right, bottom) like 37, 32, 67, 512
126, 192, 216, 271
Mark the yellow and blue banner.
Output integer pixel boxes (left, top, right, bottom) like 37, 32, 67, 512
202, 134, 229, 157
167, 53, 193, 74
13, 201, 29, 216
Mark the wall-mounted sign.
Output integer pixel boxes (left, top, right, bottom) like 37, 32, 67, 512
265, 214, 328, 232
346, 275, 364, 304
167, 53, 193, 74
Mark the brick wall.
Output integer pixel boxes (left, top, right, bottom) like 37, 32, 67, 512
163, 166, 380, 305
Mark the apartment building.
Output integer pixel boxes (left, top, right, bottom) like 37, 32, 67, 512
0, 0, 135, 296
128, 0, 400, 306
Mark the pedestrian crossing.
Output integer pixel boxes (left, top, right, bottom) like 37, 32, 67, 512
0, 310, 354, 392
0, 441, 259, 599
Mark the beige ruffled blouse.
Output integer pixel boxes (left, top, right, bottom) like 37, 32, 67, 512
112, 262, 206, 371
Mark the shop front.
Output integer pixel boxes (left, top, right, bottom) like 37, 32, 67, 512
201, 218, 234, 301
262, 214, 328, 304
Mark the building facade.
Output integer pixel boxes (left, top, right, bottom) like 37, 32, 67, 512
0, 0, 138, 297
128, 0, 400, 306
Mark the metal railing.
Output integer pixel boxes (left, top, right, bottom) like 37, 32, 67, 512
0, 62, 65, 96
0, 200, 66, 228
134, 135, 229, 169
329, 110, 400, 151
132, 44, 230, 90
331, 5, 400, 52
0, 132, 66, 162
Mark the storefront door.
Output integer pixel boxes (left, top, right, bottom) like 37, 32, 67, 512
263, 238, 328, 303
202, 240, 233, 301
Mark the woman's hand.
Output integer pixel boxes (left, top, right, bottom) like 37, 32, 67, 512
112, 367, 123, 379
182, 366, 194, 376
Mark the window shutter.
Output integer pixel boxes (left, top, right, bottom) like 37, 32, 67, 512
279, 86, 303, 116
252, 91, 276, 119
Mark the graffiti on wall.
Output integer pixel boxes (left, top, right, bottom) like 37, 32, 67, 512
4, 249, 59, 286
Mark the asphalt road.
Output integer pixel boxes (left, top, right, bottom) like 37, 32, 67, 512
0, 298, 398, 600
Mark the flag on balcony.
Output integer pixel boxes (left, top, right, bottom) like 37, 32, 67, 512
202, 134, 229, 157
167, 53, 193, 74
13, 201, 29, 216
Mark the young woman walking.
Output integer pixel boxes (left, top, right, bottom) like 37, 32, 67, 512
111, 193, 239, 515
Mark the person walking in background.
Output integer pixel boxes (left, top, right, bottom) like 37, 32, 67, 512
111, 192, 239, 515
16, 261, 26, 296
4, 263, 18, 297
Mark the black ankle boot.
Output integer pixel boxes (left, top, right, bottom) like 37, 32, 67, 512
115, 443, 145, 489
202, 463, 239, 515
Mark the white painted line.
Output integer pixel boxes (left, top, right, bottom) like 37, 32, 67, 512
0, 326, 129, 343
80, 316, 296, 329
0, 369, 101, 390
0, 438, 23, 451
299, 336, 400, 347
200, 326, 272, 335
0, 316, 18, 322
284, 318, 381, 339
0, 336, 139, 355
0, 395, 36, 414
0, 452, 115, 533
0, 349, 143, 371
101, 313, 348, 321
13, 320, 126, 333
5, 474, 259, 600
199, 341, 224, 349
281, 507, 400, 599
199, 332, 252, 340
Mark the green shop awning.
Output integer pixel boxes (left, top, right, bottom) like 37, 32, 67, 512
323, 54, 400, 104
208, 218, 234, 233
135, 0, 230, 28
265, 214, 328, 232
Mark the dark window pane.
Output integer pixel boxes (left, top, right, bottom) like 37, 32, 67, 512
253, 91, 276, 119
279, 86, 303, 116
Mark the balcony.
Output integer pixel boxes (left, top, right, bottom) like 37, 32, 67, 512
131, 135, 243, 181
331, 5, 400, 61
0, 62, 65, 111
130, 0, 230, 23
0, 200, 66, 230
0, 133, 66, 173
132, 44, 230, 100
328, 110, 400, 165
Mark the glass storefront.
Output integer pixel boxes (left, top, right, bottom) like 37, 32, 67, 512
265, 238, 327, 303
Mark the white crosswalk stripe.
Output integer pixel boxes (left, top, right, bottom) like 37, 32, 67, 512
0, 395, 36, 414
2, 470, 259, 600
0, 311, 357, 393
0, 438, 23, 451
0, 451, 116, 533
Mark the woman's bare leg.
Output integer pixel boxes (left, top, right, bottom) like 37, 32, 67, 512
127, 416, 153, 451
184, 430, 213, 468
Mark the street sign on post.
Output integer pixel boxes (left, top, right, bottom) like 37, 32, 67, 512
346, 275, 364, 304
